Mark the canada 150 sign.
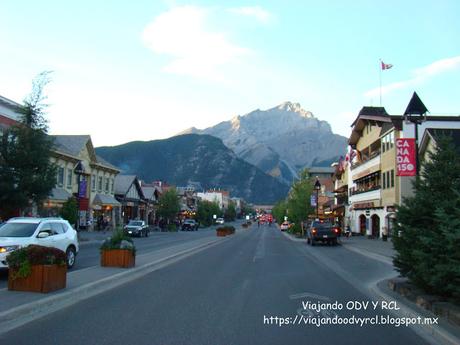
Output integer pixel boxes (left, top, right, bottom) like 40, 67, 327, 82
396, 138, 416, 176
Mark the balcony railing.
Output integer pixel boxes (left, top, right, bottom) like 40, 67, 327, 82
350, 185, 381, 196
351, 149, 381, 169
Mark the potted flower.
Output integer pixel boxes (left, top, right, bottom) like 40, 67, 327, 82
100, 228, 136, 268
6, 245, 67, 293
216, 226, 235, 236
216, 227, 227, 237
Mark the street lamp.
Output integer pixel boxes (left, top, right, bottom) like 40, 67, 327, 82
74, 161, 85, 230
314, 177, 321, 220
404, 92, 428, 176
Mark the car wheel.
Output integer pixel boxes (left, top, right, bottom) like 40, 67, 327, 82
66, 246, 76, 269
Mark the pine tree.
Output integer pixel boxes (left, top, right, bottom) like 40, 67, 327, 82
0, 72, 56, 218
393, 136, 460, 298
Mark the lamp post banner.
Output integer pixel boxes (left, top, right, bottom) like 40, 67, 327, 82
310, 195, 316, 207
396, 138, 416, 176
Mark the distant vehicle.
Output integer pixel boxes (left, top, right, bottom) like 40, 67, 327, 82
124, 220, 149, 237
215, 218, 225, 225
0, 217, 79, 269
306, 219, 340, 246
280, 222, 290, 231
182, 219, 198, 231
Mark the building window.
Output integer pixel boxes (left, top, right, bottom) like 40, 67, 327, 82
66, 169, 72, 188
391, 169, 395, 188
105, 177, 109, 193
57, 167, 64, 187
382, 171, 386, 189
98, 176, 103, 192
92, 174, 96, 191
111, 178, 114, 193
389, 132, 394, 149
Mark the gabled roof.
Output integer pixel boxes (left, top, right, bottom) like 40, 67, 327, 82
52, 135, 91, 157
141, 186, 159, 201
115, 175, 144, 199
349, 106, 393, 145
404, 92, 428, 115
51, 135, 119, 172
420, 128, 460, 155
95, 155, 120, 171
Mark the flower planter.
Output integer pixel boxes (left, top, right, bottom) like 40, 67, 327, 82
8, 264, 67, 293
101, 249, 135, 268
216, 230, 227, 237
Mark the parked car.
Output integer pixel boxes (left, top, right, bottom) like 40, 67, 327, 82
306, 219, 340, 246
280, 221, 290, 231
124, 220, 150, 237
181, 219, 199, 231
215, 218, 225, 225
0, 217, 79, 268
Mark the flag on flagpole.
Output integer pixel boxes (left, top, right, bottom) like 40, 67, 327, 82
381, 61, 393, 70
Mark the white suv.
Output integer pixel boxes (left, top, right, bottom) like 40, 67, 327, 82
0, 217, 79, 269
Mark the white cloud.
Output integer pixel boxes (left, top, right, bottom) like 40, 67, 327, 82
414, 55, 460, 78
142, 6, 250, 81
228, 6, 272, 23
364, 78, 421, 98
364, 55, 460, 98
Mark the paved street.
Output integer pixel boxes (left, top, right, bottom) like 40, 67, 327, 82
0, 225, 433, 345
0, 226, 221, 289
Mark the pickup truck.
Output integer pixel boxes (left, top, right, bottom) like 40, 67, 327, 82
306, 220, 340, 246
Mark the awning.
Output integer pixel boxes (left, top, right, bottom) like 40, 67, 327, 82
93, 194, 121, 207
48, 188, 72, 201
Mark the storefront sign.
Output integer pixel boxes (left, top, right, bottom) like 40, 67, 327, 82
396, 138, 416, 176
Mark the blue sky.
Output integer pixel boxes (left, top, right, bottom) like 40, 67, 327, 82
1, 0, 459, 146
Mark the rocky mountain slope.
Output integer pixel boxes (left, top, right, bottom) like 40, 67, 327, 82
181, 102, 347, 184
96, 134, 289, 204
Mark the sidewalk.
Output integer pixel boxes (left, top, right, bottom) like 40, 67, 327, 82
339, 235, 395, 265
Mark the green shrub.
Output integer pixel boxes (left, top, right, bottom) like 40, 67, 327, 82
100, 228, 136, 255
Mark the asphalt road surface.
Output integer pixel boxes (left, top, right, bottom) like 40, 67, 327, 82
1, 225, 432, 345
0, 225, 220, 289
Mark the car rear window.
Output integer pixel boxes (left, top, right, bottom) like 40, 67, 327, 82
312, 222, 332, 229
128, 221, 143, 226
0, 223, 39, 237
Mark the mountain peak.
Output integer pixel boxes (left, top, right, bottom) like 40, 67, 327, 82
275, 101, 314, 118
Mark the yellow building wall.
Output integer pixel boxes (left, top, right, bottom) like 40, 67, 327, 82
356, 123, 381, 151
380, 129, 401, 206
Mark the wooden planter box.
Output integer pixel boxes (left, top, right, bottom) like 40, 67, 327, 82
8, 265, 67, 293
101, 249, 135, 268
216, 230, 227, 237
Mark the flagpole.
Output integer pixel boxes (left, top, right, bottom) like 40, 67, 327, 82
379, 59, 382, 106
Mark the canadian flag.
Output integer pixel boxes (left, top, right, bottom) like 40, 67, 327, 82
381, 61, 393, 70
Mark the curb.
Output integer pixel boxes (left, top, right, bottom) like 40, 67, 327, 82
372, 279, 460, 345
280, 231, 307, 243
0, 236, 230, 335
